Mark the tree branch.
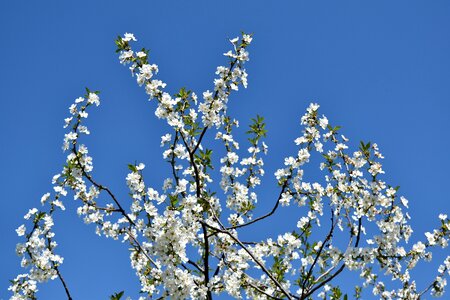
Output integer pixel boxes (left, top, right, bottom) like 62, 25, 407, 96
202, 221, 293, 300
55, 265, 73, 300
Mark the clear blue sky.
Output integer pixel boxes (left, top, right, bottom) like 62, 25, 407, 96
1, 1, 450, 299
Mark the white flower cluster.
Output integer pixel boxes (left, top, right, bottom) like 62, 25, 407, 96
11, 33, 450, 300
118, 32, 251, 133
10, 92, 104, 299
199, 36, 251, 128
266, 103, 450, 299
9, 208, 63, 300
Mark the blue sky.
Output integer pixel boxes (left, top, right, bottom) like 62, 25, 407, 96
1, 1, 450, 299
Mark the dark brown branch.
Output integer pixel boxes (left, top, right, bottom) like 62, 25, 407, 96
179, 127, 212, 299
225, 176, 291, 230
71, 146, 136, 228
179, 131, 202, 198
201, 222, 212, 300
302, 264, 345, 299
170, 131, 181, 187
192, 58, 239, 155
213, 254, 224, 277
247, 281, 283, 300
302, 218, 362, 299
202, 221, 293, 300
55, 265, 73, 300
301, 211, 336, 298
188, 260, 204, 273
71, 125, 160, 268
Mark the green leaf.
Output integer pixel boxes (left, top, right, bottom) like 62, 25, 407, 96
110, 291, 124, 300
169, 194, 179, 207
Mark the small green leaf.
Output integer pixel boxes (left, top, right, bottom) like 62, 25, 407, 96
110, 291, 124, 300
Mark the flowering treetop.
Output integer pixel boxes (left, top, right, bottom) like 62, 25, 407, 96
9, 32, 450, 300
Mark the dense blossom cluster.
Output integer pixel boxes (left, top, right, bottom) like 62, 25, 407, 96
10, 33, 450, 300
